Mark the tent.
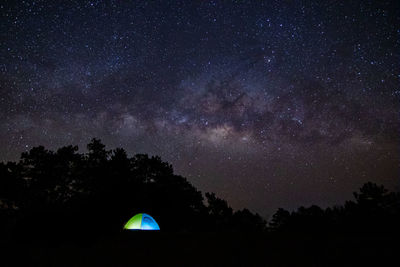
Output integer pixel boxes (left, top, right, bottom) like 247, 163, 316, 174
123, 213, 160, 230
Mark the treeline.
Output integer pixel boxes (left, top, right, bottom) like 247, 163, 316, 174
0, 139, 399, 242
270, 182, 400, 235
0, 139, 266, 241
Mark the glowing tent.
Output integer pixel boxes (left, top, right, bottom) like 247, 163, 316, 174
123, 213, 160, 230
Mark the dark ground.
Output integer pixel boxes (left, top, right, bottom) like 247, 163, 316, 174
2, 232, 398, 267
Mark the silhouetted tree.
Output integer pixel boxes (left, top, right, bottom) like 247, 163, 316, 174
269, 208, 291, 231
205, 192, 233, 230
232, 208, 267, 232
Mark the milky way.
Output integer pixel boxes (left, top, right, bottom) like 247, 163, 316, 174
1, 0, 399, 217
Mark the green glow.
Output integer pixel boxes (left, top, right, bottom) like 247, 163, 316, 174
123, 213, 143, 229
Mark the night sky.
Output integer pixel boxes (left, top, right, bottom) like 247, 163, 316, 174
1, 0, 399, 217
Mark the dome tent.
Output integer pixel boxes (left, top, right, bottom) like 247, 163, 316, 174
123, 213, 160, 230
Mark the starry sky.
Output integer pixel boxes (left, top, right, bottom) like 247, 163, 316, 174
1, 0, 399, 217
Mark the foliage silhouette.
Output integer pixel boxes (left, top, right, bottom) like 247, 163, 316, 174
0, 139, 398, 243
0, 139, 266, 242
269, 182, 400, 235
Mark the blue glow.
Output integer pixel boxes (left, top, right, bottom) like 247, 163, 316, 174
140, 214, 160, 230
